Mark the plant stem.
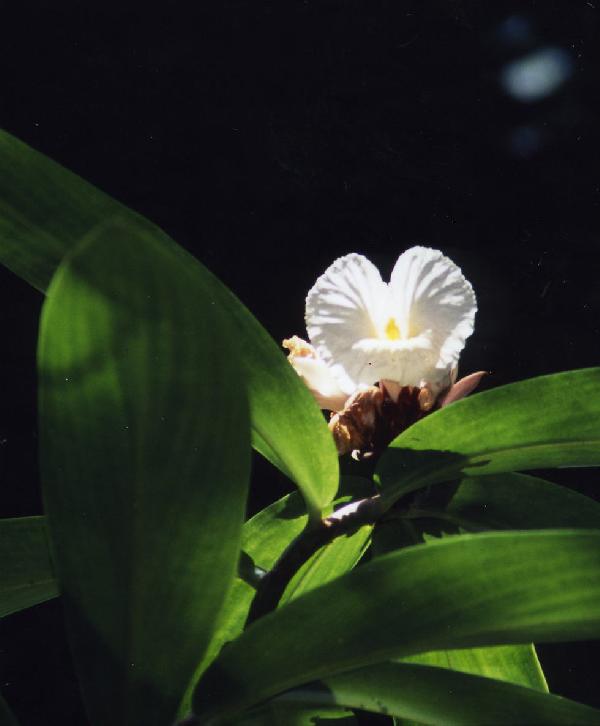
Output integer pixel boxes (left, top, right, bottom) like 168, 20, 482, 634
245, 494, 385, 626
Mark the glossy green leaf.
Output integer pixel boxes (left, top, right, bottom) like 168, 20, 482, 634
376, 368, 600, 505
280, 525, 371, 606
0, 516, 57, 618
394, 473, 600, 699
193, 530, 600, 722
274, 662, 600, 725
372, 516, 548, 693
38, 222, 251, 725
402, 645, 546, 691
178, 479, 372, 719
0, 128, 337, 516
282, 479, 373, 605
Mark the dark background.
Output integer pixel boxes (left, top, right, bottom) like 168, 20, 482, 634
1, 2, 599, 723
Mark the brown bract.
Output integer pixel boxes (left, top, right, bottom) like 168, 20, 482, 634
328, 371, 488, 459
328, 384, 428, 458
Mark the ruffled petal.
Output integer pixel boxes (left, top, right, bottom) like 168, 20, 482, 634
349, 334, 437, 388
283, 336, 349, 411
304, 248, 476, 394
306, 254, 388, 393
389, 246, 476, 379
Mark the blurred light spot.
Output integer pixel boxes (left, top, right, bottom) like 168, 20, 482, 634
509, 125, 543, 158
501, 47, 574, 102
497, 15, 532, 46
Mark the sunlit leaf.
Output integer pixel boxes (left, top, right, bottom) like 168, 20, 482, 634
371, 514, 548, 693
193, 530, 600, 722
392, 472, 600, 696
376, 369, 600, 505
281, 478, 372, 605
402, 645, 546, 692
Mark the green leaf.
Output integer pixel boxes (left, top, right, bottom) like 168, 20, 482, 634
38, 222, 251, 725
0, 130, 138, 292
274, 662, 600, 725
193, 530, 600, 722
178, 478, 372, 719
394, 473, 600, 699
376, 369, 600, 505
212, 275, 338, 517
0, 129, 337, 516
0, 693, 19, 726
439, 472, 600, 531
280, 524, 371, 606
0, 516, 57, 618
402, 645, 547, 691
187, 493, 308, 699
233, 702, 357, 725
251, 430, 293, 481
281, 478, 372, 605
372, 513, 548, 694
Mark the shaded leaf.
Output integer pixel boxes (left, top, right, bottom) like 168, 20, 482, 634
275, 662, 600, 725
38, 222, 251, 725
0, 693, 19, 726
232, 702, 357, 725
178, 478, 372, 718
0, 129, 139, 293
187, 493, 308, 700
0, 128, 337, 516
0, 516, 57, 618
215, 278, 338, 516
440, 472, 600, 531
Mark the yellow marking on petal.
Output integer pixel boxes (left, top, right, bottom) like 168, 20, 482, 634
385, 317, 401, 340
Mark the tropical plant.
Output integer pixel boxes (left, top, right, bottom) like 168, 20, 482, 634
0, 129, 599, 725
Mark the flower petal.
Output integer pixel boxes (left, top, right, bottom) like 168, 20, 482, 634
306, 254, 388, 393
283, 336, 349, 411
349, 335, 437, 388
305, 248, 477, 393
389, 246, 477, 374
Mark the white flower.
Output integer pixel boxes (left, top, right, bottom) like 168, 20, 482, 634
282, 336, 349, 411
287, 246, 476, 409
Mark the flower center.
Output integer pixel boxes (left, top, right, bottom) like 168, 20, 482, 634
385, 317, 401, 340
